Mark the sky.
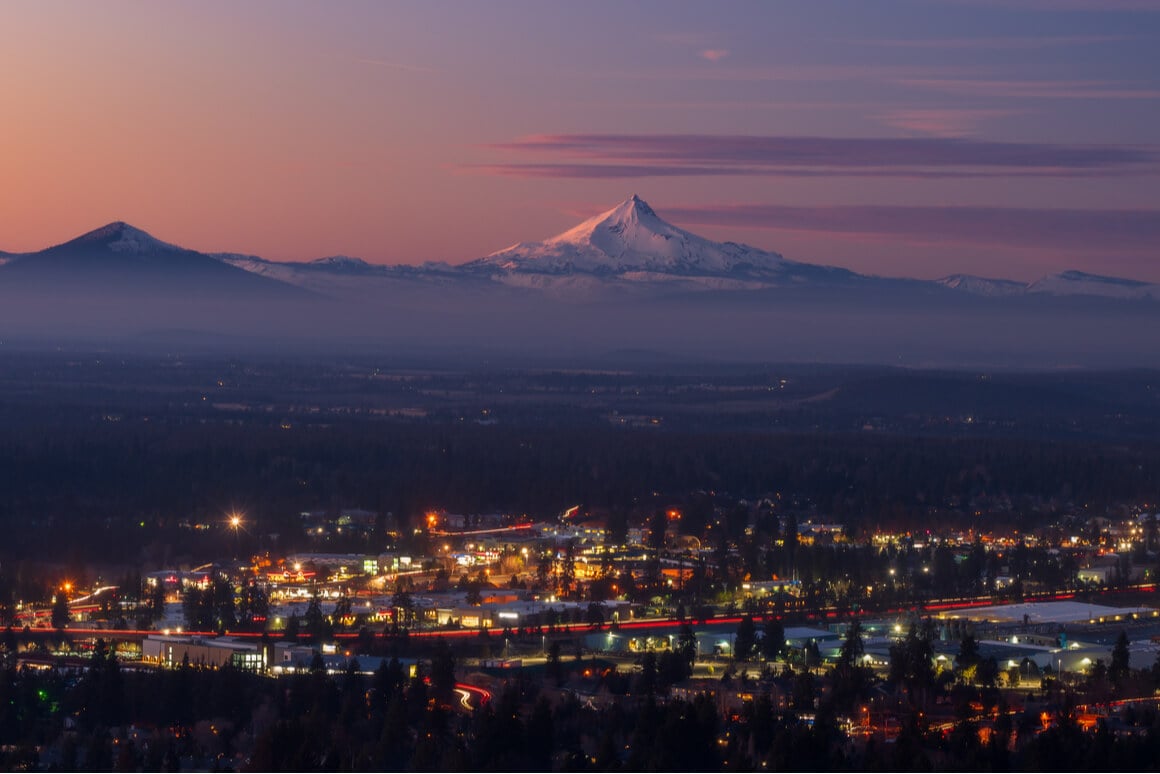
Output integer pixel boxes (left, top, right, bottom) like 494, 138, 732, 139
1, 0, 1158, 282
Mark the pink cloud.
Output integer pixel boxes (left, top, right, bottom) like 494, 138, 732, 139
874, 108, 1021, 137
698, 49, 729, 62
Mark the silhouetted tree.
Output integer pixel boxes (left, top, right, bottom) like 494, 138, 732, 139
735, 615, 757, 661
1110, 630, 1131, 687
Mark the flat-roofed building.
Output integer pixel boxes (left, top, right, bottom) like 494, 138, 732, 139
142, 634, 266, 672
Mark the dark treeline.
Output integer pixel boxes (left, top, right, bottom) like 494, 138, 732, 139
6, 637, 1160, 771
2, 413, 1160, 564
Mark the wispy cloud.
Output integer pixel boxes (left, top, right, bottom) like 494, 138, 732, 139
653, 31, 730, 64
903, 78, 1160, 100
621, 63, 980, 83
865, 34, 1132, 49
466, 163, 1140, 181
475, 133, 1158, 179
577, 61, 1155, 104
873, 108, 1022, 137
662, 203, 1160, 252
949, 0, 1160, 11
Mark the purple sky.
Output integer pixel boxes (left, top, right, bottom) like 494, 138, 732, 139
1, 0, 1157, 281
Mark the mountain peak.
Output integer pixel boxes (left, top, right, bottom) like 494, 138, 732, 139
474, 195, 786, 277
611, 194, 656, 220
560, 195, 662, 242
310, 255, 370, 268
68, 221, 181, 255
304, 255, 376, 275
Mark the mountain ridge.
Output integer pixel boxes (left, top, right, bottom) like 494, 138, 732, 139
3, 201, 1159, 302
1, 207, 1159, 367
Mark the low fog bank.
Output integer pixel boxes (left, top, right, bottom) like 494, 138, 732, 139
0, 280, 1157, 369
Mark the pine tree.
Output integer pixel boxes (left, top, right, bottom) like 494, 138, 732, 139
1110, 630, 1131, 687
761, 618, 786, 661
735, 615, 757, 661
51, 594, 70, 630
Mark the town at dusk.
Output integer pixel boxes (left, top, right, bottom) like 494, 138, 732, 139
1, 2, 1160, 772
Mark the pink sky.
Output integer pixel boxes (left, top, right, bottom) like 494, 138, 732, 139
1, 1, 1157, 282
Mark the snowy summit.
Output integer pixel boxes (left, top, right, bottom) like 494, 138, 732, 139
67, 221, 183, 256
468, 195, 787, 278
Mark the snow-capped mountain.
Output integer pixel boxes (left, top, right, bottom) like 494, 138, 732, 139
209, 196, 1160, 303
459, 197, 853, 287
936, 274, 1028, 297
304, 255, 375, 273
6, 207, 1159, 306
1026, 270, 1160, 300
936, 270, 1160, 301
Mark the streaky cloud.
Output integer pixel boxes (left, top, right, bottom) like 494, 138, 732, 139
902, 78, 1160, 100
662, 203, 1160, 252
949, 0, 1160, 10
480, 133, 1158, 179
465, 163, 1148, 180
864, 34, 1132, 49
873, 108, 1021, 137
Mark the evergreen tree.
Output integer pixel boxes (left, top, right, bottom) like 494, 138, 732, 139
637, 651, 659, 695
430, 640, 456, 701
761, 618, 787, 661
734, 615, 757, 661
648, 509, 668, 552
547, 641, 563, 686
283, 613, 300, 642
677, 623, 697, 670
391, 583, 415, 628
1110, 630, 1131, 687
212, 577, 237, 632
51, 594, 70, 630
305, 590, 328, 642
149, 581, 166, 623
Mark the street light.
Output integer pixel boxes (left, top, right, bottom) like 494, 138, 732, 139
227, 511, 244, 558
